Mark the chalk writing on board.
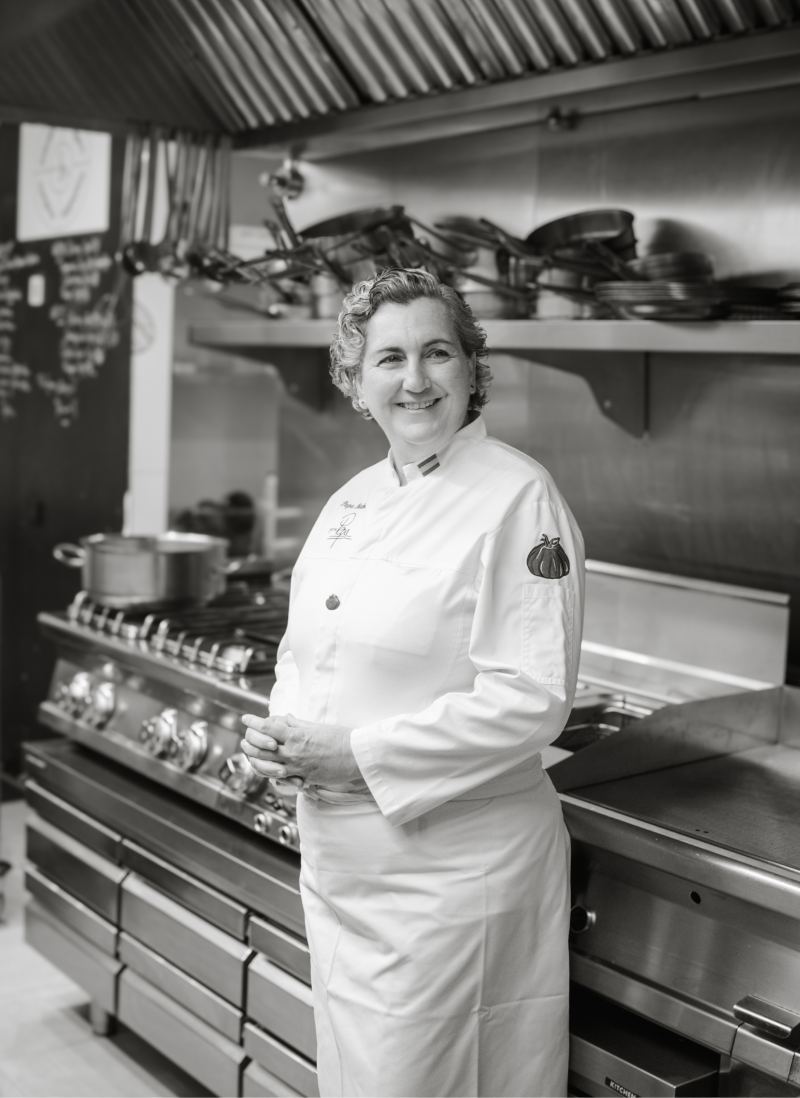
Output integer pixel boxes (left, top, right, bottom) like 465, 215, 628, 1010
37, 234, 122, 426
0, 242, 39, 418
36, 373, 78, 425
1, 232, 123, 426
52, 236, 113, 304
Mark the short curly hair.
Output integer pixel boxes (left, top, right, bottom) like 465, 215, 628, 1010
329, 268, 492, 419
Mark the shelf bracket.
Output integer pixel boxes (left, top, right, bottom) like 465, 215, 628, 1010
507, 349, 649, 438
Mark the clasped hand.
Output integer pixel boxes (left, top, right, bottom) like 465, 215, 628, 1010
241, 712, 361, 789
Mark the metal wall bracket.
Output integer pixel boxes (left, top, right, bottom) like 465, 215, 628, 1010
507, 349, 649, 438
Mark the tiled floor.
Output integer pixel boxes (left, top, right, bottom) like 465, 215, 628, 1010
0, 798, 208, 1098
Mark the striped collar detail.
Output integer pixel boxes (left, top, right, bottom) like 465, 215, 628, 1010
398, 451, 440, 482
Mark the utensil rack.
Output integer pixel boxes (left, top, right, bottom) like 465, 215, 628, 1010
190, 319, 800, 438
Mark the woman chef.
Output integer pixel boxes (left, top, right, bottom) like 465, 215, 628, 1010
242, 268, 584, 1098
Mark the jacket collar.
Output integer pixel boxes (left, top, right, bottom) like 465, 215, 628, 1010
388, 414, 486, 485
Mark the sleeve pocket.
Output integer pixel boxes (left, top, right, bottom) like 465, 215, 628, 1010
522, 584, 574, 685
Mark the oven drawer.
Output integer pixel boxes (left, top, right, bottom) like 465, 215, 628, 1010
122, 839, 248, 940
119, 931, 243, 1044
248, 915, 310, 985
244, 1022, 319, 1098
24, 739, 305, 937
121, 874, 253, 1006
118, 968, 246, 1098
26, 780, 122, 861
569, 987, 720, 1097
25, 864, 117, 956
26, 815, 127, 923
243, 1059, 304, 1097
247, 953, 316, 1061
25, 898, 122, 1014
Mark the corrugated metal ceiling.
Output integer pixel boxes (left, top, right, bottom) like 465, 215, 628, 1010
0, 0, 796, 138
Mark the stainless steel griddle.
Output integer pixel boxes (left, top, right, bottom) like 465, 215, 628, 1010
574, 745, 800, 871
553, 684, 800, 1095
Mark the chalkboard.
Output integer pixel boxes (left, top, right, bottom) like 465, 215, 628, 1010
0, 222, 122, 426
0, 123, 132, 783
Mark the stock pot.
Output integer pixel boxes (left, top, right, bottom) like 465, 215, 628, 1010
53, 532, 229, 610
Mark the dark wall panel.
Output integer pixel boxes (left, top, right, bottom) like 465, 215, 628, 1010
0, 123, 131, 781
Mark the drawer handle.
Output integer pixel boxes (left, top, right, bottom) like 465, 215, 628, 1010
734, 996, 800, 1040
569, 904, 596, 934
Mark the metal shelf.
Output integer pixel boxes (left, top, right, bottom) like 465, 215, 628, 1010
190, 318, 800, 355
190, 318, 799, 438
190, 318, 799, 437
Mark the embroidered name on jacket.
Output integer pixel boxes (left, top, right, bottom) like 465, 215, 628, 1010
329, 512, 358, 544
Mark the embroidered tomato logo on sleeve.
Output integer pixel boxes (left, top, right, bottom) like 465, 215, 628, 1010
527, 535, 571, 579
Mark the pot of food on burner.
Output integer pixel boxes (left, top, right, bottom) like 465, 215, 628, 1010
53, 532, 230, 610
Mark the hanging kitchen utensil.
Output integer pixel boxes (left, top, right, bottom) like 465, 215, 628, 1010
142, 135, 180, 274
119, 132, 144, 256
122, 127, 160, 277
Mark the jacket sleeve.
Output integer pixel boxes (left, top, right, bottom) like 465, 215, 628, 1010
350, 499, 585, 825
268, 631, 300, 716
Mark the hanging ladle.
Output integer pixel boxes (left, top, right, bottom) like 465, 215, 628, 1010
122, 127, 160, 277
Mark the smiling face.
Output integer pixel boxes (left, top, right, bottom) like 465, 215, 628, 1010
357, 297, 476, 471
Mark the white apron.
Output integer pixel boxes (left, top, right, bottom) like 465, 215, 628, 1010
298, 772, 571, 1097
270, 416, 584, 1097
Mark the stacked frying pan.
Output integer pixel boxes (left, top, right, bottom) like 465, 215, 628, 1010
595, 250, 724, 319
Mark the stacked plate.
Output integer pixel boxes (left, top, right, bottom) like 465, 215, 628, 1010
596, 280, 725, 320
629, 252, 714, 282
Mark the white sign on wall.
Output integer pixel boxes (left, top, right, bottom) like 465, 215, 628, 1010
17, 125, 111, 241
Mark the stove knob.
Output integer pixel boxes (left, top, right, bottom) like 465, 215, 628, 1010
219, 752, 264, 797
86, 681, 116, 728
171, 720, 208, 772
253, 812, 270, 834
279, 823, 299, 847
140, 708, 178, 757
56, 671, 94, 716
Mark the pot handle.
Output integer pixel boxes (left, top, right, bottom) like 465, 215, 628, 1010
53, 543, 86, 568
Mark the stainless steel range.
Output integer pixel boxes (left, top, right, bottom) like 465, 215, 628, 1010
36, 584, 301, 852
25, 561, 798, 1097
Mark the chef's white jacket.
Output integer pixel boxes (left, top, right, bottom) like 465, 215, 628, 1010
270, 414, 585, 823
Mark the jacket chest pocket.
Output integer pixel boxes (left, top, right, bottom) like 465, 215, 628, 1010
339, 560, 463, 658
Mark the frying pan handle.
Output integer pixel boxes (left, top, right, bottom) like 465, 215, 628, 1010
53, 543, 86, 568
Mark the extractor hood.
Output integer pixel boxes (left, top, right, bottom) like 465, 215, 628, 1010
0, 0, 798, 155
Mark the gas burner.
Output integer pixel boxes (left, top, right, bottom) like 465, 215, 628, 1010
67, 589, 289, 676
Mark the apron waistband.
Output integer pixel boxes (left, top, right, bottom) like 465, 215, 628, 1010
309, 754, 544, 807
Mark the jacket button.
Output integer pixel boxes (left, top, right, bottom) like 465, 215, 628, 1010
326, 595, 340, 610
